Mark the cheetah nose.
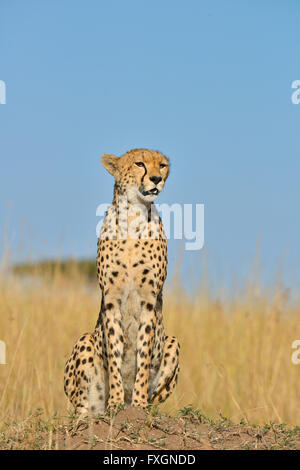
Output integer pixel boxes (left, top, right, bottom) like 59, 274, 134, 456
150, 175, 162, 185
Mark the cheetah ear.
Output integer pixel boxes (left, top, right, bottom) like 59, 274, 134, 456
101, 154, 119, 176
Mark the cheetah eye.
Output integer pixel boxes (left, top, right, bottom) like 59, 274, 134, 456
160, 163, 167, 169
135, 162, 144, 168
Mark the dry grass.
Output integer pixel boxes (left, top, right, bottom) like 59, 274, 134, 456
0, 261, 299, 430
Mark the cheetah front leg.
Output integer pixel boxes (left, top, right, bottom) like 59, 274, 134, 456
149, 335, 180, 404
131, 300, 156, 408
102, 292, 125, 410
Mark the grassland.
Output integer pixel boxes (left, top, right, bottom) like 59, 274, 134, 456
0, 259, 300, 449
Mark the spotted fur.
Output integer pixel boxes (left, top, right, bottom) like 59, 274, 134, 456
64, 149, 180, 415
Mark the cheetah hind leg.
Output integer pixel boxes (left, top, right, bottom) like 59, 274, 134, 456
64, 332, 108, 417
149, 335, 180, 405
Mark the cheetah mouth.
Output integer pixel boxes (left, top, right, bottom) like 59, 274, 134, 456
141, 188, 159, 196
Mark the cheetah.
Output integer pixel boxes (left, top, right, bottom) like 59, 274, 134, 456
64, 149, 180, 415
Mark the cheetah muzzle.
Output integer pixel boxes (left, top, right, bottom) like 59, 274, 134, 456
64, 148, 180, 415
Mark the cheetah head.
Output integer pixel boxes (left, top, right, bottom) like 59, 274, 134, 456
101, 149, 169, 204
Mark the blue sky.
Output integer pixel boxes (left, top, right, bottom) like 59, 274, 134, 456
0, 1, 300, 291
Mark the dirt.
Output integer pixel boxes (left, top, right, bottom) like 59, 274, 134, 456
51, 407, 300, 451
1, 406, 300, 450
